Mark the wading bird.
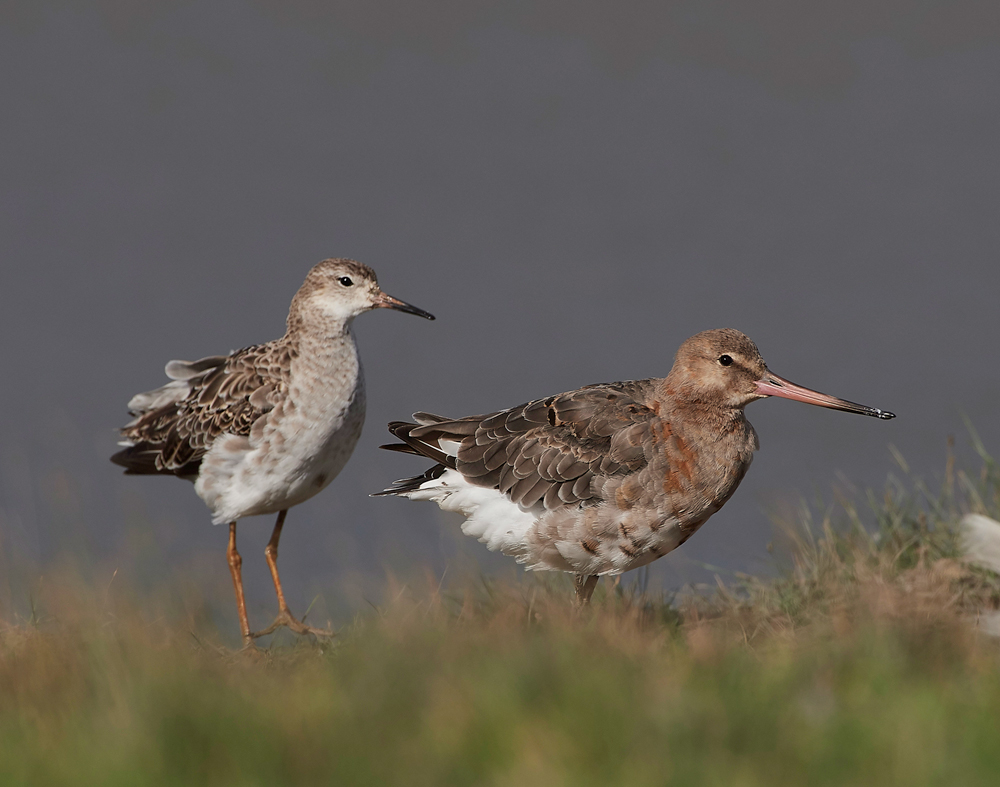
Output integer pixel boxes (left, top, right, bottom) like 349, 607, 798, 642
374, 328, 893, 604
113, 259, 433, 644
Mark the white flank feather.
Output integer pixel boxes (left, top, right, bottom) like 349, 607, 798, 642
403, 469, 537, 558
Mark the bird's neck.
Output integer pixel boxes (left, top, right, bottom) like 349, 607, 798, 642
279, 316, 360, 380
654, 377, 748, 435
286, 299, 356, 339
298, 321, 356, 356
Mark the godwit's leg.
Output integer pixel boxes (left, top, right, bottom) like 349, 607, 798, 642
226, 522, 252, 646
574, 574, 599, 606
251, 510, 334, 640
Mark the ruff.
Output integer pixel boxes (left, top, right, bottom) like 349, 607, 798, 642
113, 258, 434, 643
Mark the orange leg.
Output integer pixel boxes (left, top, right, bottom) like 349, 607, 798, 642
250, 510, 334, 640
265, 509, 292, 615
226, 522, 252, 646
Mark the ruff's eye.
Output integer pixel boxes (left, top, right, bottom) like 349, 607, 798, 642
338, 276, 354, 287
718, 354, 734, 366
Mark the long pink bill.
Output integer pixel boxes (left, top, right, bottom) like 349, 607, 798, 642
756, 372, 895, 420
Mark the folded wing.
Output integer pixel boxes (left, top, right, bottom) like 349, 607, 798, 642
111, 343, 291, 476
376, 380, 657, 511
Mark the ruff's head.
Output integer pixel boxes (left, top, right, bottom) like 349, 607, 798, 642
289, 258, 434, 328
667, 328, 894, 419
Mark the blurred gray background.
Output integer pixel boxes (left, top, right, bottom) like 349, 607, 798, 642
2, 1, 998, 630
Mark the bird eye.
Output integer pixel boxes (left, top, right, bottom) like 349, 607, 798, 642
719, 355, 734, 366
338, 276, 354, 287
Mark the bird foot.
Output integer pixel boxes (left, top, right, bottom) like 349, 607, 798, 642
250, 609, 335, 640
238, 640, 265, 656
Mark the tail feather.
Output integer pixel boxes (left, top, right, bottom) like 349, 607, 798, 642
371, 463, 447, 497
374, 418, 466, 496
378, 442, 422, 456
110, 441, 201, 477
384, 421, 456, 469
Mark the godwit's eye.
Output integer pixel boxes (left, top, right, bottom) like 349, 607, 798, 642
719, 354, 734, 366
338, 276, 354, 287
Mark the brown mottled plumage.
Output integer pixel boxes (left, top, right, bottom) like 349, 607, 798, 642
113, 344, 293, 477
113, 258, 434, 644
113, 260, 384, 478
375, 329, 894, 604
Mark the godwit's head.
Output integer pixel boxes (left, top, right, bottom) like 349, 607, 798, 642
289, 258, 435, 328
667, 328, 895, 419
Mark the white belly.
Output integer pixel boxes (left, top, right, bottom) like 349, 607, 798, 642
196, 373, 367, 524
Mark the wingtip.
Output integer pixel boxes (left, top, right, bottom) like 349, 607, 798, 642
386, 420, 414, 436
378, 442, 420, 455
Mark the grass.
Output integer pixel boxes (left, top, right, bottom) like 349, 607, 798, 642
1, 441, 1000, 786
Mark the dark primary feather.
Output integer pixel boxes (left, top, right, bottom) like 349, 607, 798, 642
375, 380, 658, 509
112, 342, 294, 476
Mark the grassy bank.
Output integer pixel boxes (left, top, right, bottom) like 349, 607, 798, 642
1, 446, 999, 786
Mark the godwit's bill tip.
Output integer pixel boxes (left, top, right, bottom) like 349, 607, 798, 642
374, 292, 435, 320
756, 372, 895, 420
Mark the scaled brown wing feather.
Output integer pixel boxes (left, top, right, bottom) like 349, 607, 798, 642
383, 381, 656, 509
112, 343, 291, 476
